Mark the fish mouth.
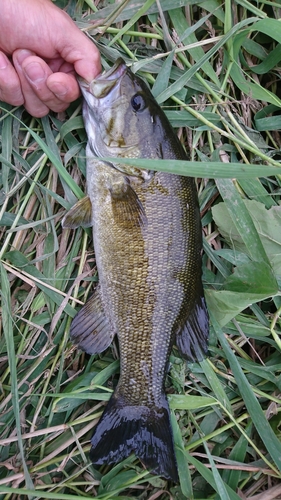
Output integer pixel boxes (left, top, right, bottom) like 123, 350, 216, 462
100, 58, 127, 81
79, 58, 127, 99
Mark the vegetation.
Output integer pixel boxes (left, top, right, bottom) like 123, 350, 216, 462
1, 0, 281, 498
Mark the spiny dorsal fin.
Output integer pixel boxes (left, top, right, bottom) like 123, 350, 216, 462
70, 285, 115, 354
62, 196, 92, 229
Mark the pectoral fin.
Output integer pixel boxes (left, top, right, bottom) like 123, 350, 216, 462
62, 196, 92, 229
176, 291, 209, 362
110, 178, 147, 227
70, 285, 115, 354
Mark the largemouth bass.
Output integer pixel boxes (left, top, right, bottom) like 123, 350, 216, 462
63, 58, 209, 482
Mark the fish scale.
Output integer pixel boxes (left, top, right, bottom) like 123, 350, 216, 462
63, 58, 209, 481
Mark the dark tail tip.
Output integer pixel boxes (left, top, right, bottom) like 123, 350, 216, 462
90, 393, 178, 482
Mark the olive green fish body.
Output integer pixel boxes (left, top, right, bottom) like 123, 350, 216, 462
65, 59, 209, 481
90, 159, 202, 392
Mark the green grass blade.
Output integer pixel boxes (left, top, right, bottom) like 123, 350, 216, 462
203, 441, 232, 500
212, 313, 281, 472
3, 110, 84, 199
108, 0, 156, 47
0, 263, 34, 494
169, 8, 220, 86
185, 452, 243, 500
199, 358, 233, 414
156, 17, 258, 104
100, 157, 281, 178
215, 179, 269, 263
1, 2, 281, 497
1, 113, 12, 192
171, 410, 193, 498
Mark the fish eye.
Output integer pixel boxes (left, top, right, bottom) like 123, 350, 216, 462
131, 94, 146, 112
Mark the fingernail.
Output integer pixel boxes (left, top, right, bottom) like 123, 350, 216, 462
15, 49, 34, 65
49, 81, 68, 98
23, 61, 45, 84
0, 53, 8, 70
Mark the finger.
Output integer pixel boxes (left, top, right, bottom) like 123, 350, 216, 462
46, 71, 80, 103
73, 51, 102, 82
48, 59, 73, 74
0, 52, 24, 106
13, 49, 50, 117
14, 50, 78, 116
55, 21, 101, 81
22, 57, 80, 111
21, 56, 77, 105
37, 57, 81, 102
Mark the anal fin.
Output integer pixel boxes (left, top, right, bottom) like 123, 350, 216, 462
176, 291, 209, 362
70, 285, 115, 354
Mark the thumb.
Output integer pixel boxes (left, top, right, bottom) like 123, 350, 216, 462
57, 19, 101, 81
74, 52, 102, 82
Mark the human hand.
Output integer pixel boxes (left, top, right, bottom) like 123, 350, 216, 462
0, 0, 101, 117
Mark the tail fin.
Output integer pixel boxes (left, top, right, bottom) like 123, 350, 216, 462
90, 392, 178, 482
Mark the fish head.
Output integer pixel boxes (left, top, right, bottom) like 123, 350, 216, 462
78, 58, 169, 179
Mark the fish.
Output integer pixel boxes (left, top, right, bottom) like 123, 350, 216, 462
62, 58, 209, 482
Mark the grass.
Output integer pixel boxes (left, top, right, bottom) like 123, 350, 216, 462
1, 0, 281, 498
